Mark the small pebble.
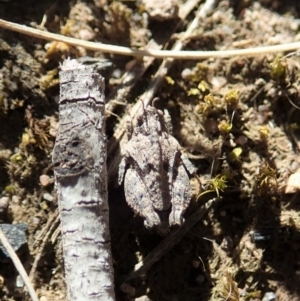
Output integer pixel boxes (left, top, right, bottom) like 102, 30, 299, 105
112, 69, 122, 79
39, 175, 53, 187
120, 282, 136, 297
235, 135, 248, 146
262, 292, 276, 301
0, 223, 27, 257
258, 104, 270, 112
167, 100, 175, 108
211, 76, 226, 89
43, 192, 54, 202
220, 210, 227, 217
192, 259, 200, 268
15, 275, 24, 288
290, 20, 300, 31
78, 29, 95, 41
285, 172, 300, 194
32, 217, 41, 228
181, 68, 192, 80
0, 197, 9, 211
196, 274, 205, 283
290, 161, 299, 172
11, 195, 20, 204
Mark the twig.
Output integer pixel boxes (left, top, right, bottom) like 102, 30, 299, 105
107, 0, 219, 180
284, 90, 300, 110
123, 197, 219, 283
0, 228, 39, 301
139, 0, 219, 105
105, 0, 202, 114
29, 211, 60, 285
31, 210, 58, 249
0, 17, 300, 59
52, 59, 115, 301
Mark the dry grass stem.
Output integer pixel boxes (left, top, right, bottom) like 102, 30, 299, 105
0, 229, 39, 301
0, 18, 300, 59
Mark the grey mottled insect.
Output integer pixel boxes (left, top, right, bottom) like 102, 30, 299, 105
118, 101, 196, 234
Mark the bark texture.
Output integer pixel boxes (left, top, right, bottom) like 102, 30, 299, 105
52, 59, 115, 301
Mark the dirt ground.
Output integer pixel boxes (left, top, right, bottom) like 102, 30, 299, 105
1, 0, 300, 300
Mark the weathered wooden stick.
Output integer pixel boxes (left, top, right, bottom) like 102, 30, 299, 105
52, 59, 115, 301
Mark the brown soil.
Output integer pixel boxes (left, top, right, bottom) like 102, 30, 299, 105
1, 0, 300, 300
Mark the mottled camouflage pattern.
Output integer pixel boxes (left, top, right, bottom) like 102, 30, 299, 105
119, 103, 196, 234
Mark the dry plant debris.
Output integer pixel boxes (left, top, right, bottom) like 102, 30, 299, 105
0, 0, 300, 300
